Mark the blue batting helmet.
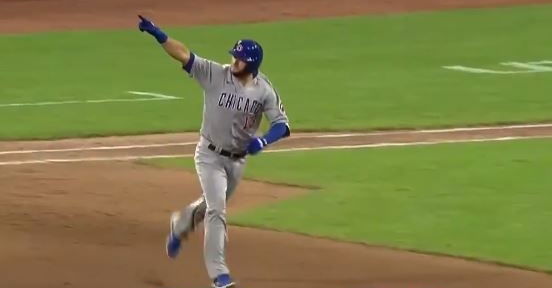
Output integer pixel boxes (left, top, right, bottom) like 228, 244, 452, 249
229, 39, 263, 76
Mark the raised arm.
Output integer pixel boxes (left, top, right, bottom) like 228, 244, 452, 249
138, 15, 191, 65
161, 38, 191, 65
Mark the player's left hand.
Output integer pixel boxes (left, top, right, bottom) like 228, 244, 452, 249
247, 137, 267, 155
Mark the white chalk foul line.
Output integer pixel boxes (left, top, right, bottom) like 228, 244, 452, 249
306, 123, 552, 138
0, 154, 195, 166
0, 142, 197, 155
0, 91, 180, 108
126, 91, 180, 100
442, 66, 538, 74
1, 135, 551, 166
266, 135, 552, 153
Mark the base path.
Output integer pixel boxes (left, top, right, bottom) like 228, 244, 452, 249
1, 123, 552, 164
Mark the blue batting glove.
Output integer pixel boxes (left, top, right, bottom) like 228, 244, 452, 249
247, 137, 267, 155
138, 15, 168, 44
138, 15, 156, 33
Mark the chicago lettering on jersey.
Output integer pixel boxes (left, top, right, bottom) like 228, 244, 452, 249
218, 93, 263, 114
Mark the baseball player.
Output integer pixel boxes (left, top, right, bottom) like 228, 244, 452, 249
138, 16, 291, 288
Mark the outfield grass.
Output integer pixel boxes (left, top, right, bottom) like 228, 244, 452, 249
1, 5, 552, 139
150, 138, 552, 271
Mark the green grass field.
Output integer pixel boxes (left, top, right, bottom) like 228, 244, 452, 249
150, 138, 552, 271
1, 4, 552, 139
3, 2, 552, 274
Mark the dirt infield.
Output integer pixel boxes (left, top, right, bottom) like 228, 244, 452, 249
2, 125, 552, 288
2, 0, 552, 287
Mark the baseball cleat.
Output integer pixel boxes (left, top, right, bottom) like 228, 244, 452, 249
166, 204, 202, 259
212, 274, 235, 288
166, 212, 182, 259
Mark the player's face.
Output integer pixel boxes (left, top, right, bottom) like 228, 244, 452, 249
230, 57, 247, 75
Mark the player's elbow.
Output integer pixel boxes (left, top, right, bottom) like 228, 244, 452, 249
273, 122, 291, 138
283, 124, 291, 138
173, 50, 190, 65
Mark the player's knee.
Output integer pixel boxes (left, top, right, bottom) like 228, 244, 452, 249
206, 207, 226, 223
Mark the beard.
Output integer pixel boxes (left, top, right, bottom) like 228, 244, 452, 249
231, 68, 250, 78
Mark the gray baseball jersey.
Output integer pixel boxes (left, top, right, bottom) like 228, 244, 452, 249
171, 52, 290, 279
185, 53, 289, 152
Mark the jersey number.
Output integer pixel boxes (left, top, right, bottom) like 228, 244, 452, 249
243, 114, 256, 130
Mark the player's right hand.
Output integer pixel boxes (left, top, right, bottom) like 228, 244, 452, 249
138, 15, 157, 33
137, 15, 168, 44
